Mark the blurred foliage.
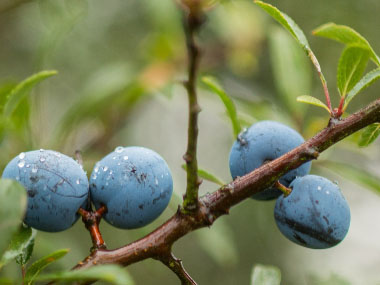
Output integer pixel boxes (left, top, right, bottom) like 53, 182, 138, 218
1, 0, 380, 284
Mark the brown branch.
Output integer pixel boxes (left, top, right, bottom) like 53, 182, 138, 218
182, 2, 205, 212
78, 206, 107, 250
72, 98, 380, 280
159, 252, 197, 285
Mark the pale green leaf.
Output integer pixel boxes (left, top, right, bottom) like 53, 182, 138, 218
251, 264, 281, 285
0, 179, 27, 258
182, 164, 225, 186
296, 95, 331, 114
3, 70, 58, 118
358, 123, 380, 147
322, 161, 380, 195
313, 23, 380, 65
202, 76, 241, 137
337, 46, 370, 96
0, 226, 36, 268
25, 249, 69, 285
344, 68, 380, 109
269, 27, 311, 116
195, 220, 238, 267
36, 264, 134, 285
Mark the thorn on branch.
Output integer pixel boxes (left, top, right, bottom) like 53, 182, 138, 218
160, 252, 197, 285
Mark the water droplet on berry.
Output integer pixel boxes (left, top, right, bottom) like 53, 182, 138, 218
18, 161, 25, 168
115, 146, 124, 153
19, 152, 25, 159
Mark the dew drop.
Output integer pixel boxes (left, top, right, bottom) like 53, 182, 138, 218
92, 174, 97, 180
115, 146, 124, 153
317, 186, 322, 191
76, 179, 80, 185
123, 155, 128, 160
32, 166, 38, 173
110, 170, 113, 175
103, 166, 108, 172
333, 180, 339, 185
19, 152, 25, 159
18, 161, 25, 168
40, 157, 46, 162
112, 156, 116, 160
117, 162, 121, 166
26, 164, 30, 168
155, 178, 159, 185
39, 149, 44, 152
326, 191, 330, 195
54, 152, 61, 158
94, 166, 99, 173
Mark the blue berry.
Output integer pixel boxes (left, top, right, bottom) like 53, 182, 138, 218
274, 175, 350, 249
229, 121, 311, 200
90, 146, 173, 229
2, 150, 89, 232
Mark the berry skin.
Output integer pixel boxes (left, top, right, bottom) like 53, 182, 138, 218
229, 121, 311, 200
90, 146, 173, 229
2, 150, 89, 232
274, 175, 350, 249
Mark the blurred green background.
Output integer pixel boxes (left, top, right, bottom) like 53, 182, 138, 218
1, 0, 380, 284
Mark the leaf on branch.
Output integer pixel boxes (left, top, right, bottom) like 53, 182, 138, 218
296, 95, 331, 114
182, 164, 225, 186
201, 76, 241, 138
313, 23, 380, 66
358, 123, 380, 147
0, 226, 36, 268
3, 70, 57, 118
36, 264, 134, 285
344, 68, 380, 110
322, 160, 380, 195
251, 264, 281, 285
337, 46, 370, 97
24, 249, 69, 285
0, 179, 27, 259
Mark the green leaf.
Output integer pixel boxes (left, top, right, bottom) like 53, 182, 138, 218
251, 264, 281, 285
296, 95, 331, 114
322, 161, 380, 195
202, 76, 241, 138
255, 1, 309, 50
182, 164, 225, 186
195, 219, 238, 267
0, 278, 13, 285
344, 68, 380, 109
0, 179, 27, 259
0, 226, 36, 268
358, 123, 380, 147
25, 249, 69, 285
255, 1, 327, 104
313, 23, 380, 66
36, 264, 134, 285
337, 46, 370, 97
3, 70, 58, 118
268, 27, 311, 117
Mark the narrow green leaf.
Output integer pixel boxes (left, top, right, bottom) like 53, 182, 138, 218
296, 95, 331, 114
255, 1, 327, 105
25, 249, 69, 285
0, 226, 36, 268
0, 179, 27, 258
255, 1, 309, 50
195, 220, 238, 267
251, 264, 281, 285
182, 164, 225, 186
322, 161, 380, 195
268, 27, 312, 117
337, 46, 370, 97
344, 68, 380, 109
36, 264, 134, 285
313, 23, 380, 65
3, 70, 58, 118
358, 123, 380, 147
202, 76, 241, 138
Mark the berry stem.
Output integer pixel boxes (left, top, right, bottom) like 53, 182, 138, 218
78, 206, 107, 250
275, 181, 292, 196
182, 1, 205, 212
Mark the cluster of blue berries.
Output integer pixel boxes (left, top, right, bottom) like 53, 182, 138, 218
2, 147, 173, 232
229, 121, 351, 249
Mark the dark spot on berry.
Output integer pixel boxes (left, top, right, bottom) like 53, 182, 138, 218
27, 190, 37, 198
